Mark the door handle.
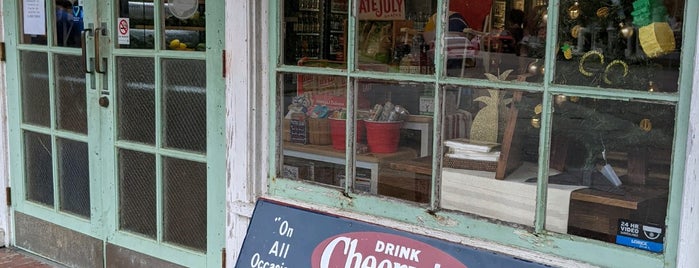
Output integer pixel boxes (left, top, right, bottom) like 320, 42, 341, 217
94, 27, 105, 74
81, 28, 93, 73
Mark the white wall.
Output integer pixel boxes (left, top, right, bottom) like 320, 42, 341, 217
0, 0, 9, 247
676, 13, 699, 267
225, 0, 269, 267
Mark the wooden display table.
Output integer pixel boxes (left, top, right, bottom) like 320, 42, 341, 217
387, 156, 433, 202
283, 142, 417, 194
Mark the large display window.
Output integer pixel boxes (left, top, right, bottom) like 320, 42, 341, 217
270, 0, 694, 267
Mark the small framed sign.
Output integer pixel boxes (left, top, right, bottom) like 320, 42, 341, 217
616, 219, 664, 253
289, 119, 308, 144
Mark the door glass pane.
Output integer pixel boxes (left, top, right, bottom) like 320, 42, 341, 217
58, 138, 90, 218
20, 0, 48, 45
163, 157, 206, 251
551, 98, 673, 251
555, 0, 685, 92
119, 0, 156, 49
282, 0, 347, 68
24, 131, 54, 206
162, 59, 206, 153
117, 57, 155, 145
56, 54, 88, 134
55, 0, 83, 47
118, 149, 156, 239
163, 0, 206, 52
21, 51, 50, 127
440, 88, 543, 228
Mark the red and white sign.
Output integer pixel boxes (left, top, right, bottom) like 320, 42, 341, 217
311, 232, 467, 268
358, 0, 405, 21
117, 18, 130, 45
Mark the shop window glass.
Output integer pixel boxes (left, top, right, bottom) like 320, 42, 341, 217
444, 2, 548, 83
283, 0, 348, 68
441, 87, 543, 226
355, 1, 436, 73
273, 0, 690, 264
555, 0, 684, 92
552, 97, 674, 250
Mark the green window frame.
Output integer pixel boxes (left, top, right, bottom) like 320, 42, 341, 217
267, 1, 696, 267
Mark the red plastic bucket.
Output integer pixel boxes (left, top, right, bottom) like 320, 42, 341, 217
365, 121, 402, 153
329, 119, 366, 151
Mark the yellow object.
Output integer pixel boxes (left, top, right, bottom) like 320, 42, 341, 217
639, 22, 676, 58
424, 11, 458, 33
640, 119, 653, 132
603, 60, 629, 85
169, 39, 181, 50
578, 50, 604, 77
180, 43, 187, 49
571, 25, 581, 38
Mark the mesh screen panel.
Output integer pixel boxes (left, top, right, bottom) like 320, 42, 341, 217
24, 131, 54, 206
163, 157, 207, 251
162, 59, 206, 153
118, 149, 156, 238
58, 138, 90, 218
56, 54, 88, 134
117, 57, 155, 145
21, 51, 50, 127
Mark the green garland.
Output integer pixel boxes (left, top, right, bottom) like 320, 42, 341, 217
631, 0, 668, 26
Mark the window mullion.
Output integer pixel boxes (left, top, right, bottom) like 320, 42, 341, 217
533, 0, 562, 234
343, 0, 358, 193
429, 0, 448, 210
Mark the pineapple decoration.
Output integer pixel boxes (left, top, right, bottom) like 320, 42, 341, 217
561, 43, 573, 60
471, 70, 514, 143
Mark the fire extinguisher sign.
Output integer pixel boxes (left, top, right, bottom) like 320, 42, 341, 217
616, 219, 664, 253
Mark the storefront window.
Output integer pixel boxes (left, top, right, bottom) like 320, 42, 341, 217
272, 0, 691, 266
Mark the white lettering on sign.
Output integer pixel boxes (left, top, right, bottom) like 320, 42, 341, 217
320, 236, 438, 268
250, 253, 288, 268
374, 240, 421, 262
358, 0, 405, 20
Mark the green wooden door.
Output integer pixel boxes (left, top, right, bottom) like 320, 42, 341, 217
4, 0, 225, 266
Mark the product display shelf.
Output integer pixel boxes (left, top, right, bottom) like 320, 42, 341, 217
283, 141, 418, 194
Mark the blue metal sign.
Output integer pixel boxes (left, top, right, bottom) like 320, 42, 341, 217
236, 199, 550, 268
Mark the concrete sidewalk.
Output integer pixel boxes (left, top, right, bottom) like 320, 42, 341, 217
0, 247, 63, 268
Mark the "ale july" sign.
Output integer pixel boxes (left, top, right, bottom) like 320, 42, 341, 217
358, 0, 405, 20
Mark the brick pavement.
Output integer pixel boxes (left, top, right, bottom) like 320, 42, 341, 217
0, 247, 62, 268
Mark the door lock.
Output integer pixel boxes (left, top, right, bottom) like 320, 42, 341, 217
98, 96, 109, 108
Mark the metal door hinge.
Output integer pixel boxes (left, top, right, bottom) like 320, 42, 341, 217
222, 248, 226, 268
0, 42, 6, 62
222, 50, 227, 78
5, 187, 10, 206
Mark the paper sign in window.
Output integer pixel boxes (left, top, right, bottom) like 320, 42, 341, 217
23, 0, 46, 35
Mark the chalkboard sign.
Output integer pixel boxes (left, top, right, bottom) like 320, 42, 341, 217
236, 199, 549, 268
289, 119, 308, 144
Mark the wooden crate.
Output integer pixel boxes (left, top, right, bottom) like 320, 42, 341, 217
282, 118, 331, 145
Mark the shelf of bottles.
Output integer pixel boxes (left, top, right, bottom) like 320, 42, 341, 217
291, 0, 323, 60
327, 0, 347, 61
